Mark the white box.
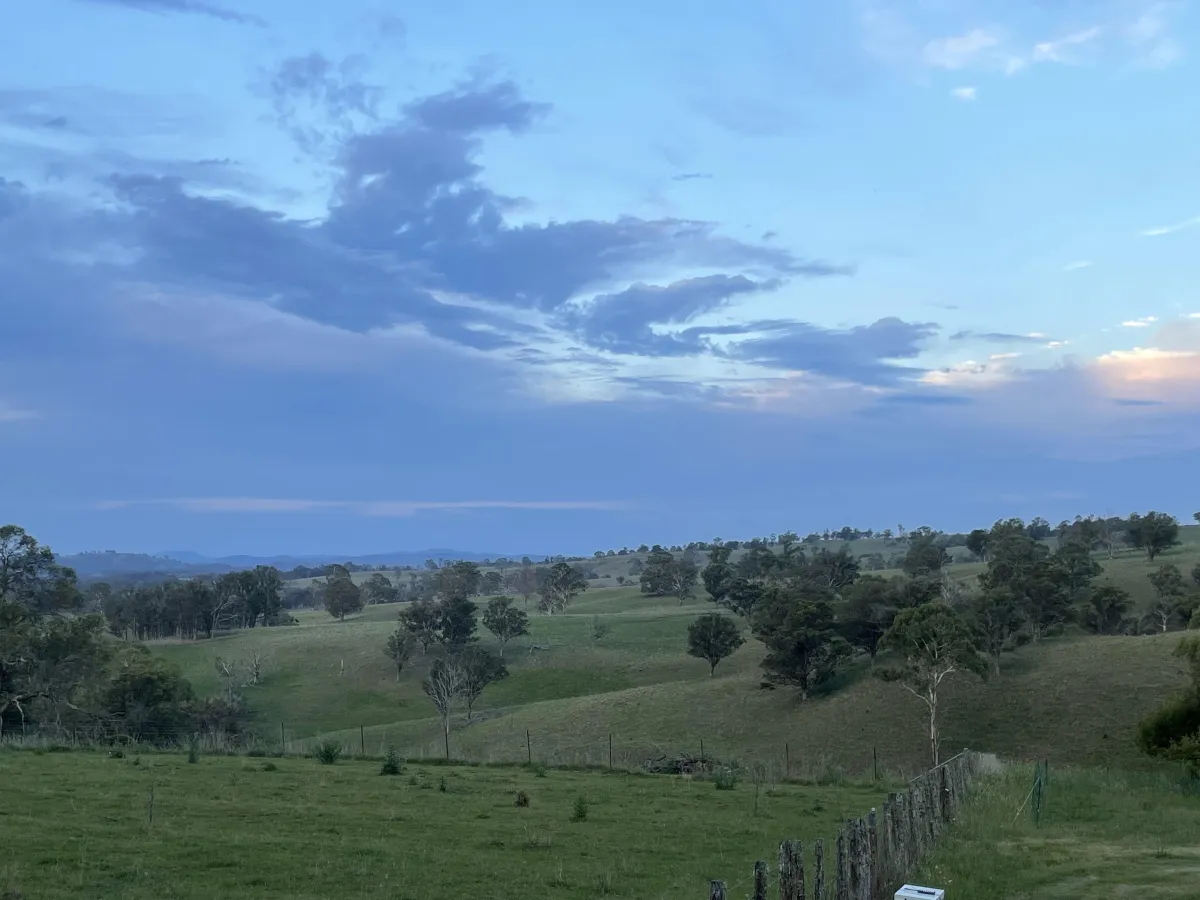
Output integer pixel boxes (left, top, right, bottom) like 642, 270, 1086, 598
895, 887, 945, 900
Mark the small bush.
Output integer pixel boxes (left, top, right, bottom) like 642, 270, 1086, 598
380, 747, 402, 776
312, 740, 343, 765
514, 790, 530, 807
570, 795, 588, 822
531, 762, 548, 778
437, 776, 448, 793
261, 761, 278, 772
714, 767, 737, 791
108, 749, 124, 759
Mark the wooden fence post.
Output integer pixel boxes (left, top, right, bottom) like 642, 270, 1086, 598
939, 763, 950, 825
753, 860, 768, 900
835, 828, 849, 900
867, 809, 879, 900
709, 880, 727, 900
814, 838, 826, 900
779, 839, 803, 900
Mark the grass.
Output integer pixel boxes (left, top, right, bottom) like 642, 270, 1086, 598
0, 749, 890, 900
142, 528, 1200, 774
915, 764, 1200, 897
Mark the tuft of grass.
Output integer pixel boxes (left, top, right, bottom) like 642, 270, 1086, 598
713, 767, 738, 790
379, 747, 402, 776
312, 740, 342, 765
570, 795, 589, 822
260, 761, 277, 772
437, 775, 448, 793
514, 789, 530, 807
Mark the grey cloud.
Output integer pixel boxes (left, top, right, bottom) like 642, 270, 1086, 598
671, 172, 712, 181
728, 317, 938, 385
568, 275, 775, 357
264, 54, 382, 154
71, 0, 266, 25
403, 80, 550, 134
0, 87, 206, 140
950, 330, 1046, 343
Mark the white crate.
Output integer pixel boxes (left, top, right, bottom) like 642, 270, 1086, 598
895, 887, 945, 900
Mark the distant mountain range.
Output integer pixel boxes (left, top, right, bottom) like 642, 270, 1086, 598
58, 548, 536, 580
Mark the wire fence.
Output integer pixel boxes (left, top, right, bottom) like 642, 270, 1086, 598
2, 721, 904, 785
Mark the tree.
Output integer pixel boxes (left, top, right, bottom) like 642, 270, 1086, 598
398, 599, 440, 654
481, 596, 529, 657
1126, 511, 1181, 562
480, 571, 504, 595
539, 563, 587, 614
879, 604, 987, 766
639, 547, 676, 596
686, 613, 745, 675
702, 546, 734, 604
970, 587, 1027, 676
433, 561, 482, 600
511, 565, 538, 610
1138, 635, 1200, 776
1081, 585, 1132, 635
723, 577, 765, 622
902, 536, 951, 577
364, 573, 398, 605
455, 647, 508, 720
668, 557, 699, 605
841, 576, 897, 670
423, 657, 464, 759
753, 587, 851, 700
1194, 512, 1200, 525
805, 546, 860, 591
321, 565, 363, 620
437, 595, 477, 648
384, 629, 417, 681
965, 529, 990, 562
1048, 543, 1102, 606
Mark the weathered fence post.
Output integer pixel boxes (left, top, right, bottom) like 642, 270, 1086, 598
867, 808, 879, 900
835, 826, 849, 900
939, 764, 950, 825
526, 729, 531, 764
753, 860, 768, 900
709, 880, 727, 900
815, 838, 826, 900
779, 839, 803, 900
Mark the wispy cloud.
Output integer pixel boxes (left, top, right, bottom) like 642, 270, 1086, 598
1141, 215, 1200, 237
1031, 26, 1103, 64
0, 403, 37, 423
922, 29, 1002, 70
950, 86, 977, 101
1121, 315, 1159, 328
71, 0, 266, 26
95, 498, 634, 516
1063, 260, 1093, 272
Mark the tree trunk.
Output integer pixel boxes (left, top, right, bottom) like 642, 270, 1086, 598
443, 716, 450, 760
928, 689, 940, 767
396, 662, 402, 682
709, 662, 716, 676
991, 652, 1001, 677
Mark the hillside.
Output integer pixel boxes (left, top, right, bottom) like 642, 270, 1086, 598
151, 564, 1196, 775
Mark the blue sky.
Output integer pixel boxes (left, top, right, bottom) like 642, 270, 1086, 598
2, 0, 1199, 557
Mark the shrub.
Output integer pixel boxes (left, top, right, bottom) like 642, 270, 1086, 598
514, 790, 530, 807
380, 747, 402, 776
714, 767, 737, 791
570, 795, 588, 822
312, 740, 343, 765
261, 761, 278, 772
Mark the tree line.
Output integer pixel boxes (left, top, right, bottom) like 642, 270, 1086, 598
1, 525, 248, 742
683, 511, 1196, 765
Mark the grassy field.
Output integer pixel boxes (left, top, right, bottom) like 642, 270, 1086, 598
0, 749, 890, 900
913, 764, 1200, 897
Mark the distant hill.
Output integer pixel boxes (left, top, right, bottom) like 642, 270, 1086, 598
61, 548, 540, 580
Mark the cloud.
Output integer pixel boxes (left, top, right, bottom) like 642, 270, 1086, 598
949, 330, 1053, 344
1030, 26, 1103, 64
0, 402, 37, 423
1121, 316, 1158, 328
922, 29, 1003, 70
1141, 215, 1200, 237
950, 86, 978, 101
727, 316, 939, 385
1063, 260, 1093, 272
672, 172, 713, 182
71, 0, 266, 25
95, 497, 633, 516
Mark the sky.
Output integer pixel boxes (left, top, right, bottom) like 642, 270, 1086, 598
2, 0, 1199, 558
